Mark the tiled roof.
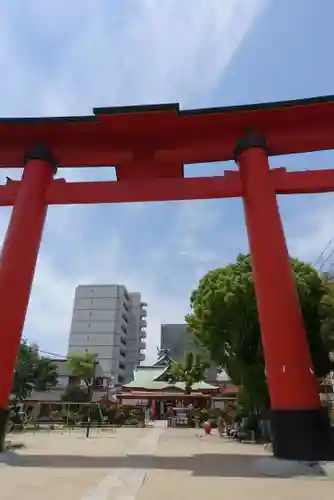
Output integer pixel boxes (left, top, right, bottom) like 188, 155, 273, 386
125, 382, 218, 391
123, 366, 167, 388
123, 361, 218, 392
124, 378, 218, 392
123, 360, 218, 391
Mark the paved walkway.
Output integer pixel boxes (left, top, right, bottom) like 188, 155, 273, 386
0, 427, 333, 499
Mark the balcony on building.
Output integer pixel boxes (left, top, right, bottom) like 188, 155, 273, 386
140, 329, 147, 338
140, 340, 146, 350
140, 319, 147, 328
120, 323, 128, 343
122, 312, 129, 324
139, 353, 146, 362
140, 308, 147, 317
140, 302, 148, 307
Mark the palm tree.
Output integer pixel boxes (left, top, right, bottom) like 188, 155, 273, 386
171, 352, 209, 394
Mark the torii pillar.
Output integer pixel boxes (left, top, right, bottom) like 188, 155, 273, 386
0, 145, 56, 452
235, 134, 334, 461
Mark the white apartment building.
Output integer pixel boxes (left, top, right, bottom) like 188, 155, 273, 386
68, 285, 147, 384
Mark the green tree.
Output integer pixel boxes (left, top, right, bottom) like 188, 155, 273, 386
12, 340, 58, 404
186, 254, 334, 411
320, 276, 334, 350
171, 352, 209, 394
67, 352, 97, 390
66, 352, 99, 437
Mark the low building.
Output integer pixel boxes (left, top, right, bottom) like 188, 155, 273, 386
121, 352, 218, 417
25, 359, 114, 405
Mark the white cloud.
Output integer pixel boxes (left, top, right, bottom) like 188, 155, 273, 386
0, 0, 265, 115
0, 0, 266, 364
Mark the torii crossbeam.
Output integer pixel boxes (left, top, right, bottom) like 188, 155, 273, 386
0, 95, 334, 459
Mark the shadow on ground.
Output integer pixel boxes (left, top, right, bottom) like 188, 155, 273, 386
1, 451, 278, 478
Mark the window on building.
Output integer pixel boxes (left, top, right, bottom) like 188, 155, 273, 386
118, 375, 124, 384
122, 313, 128, 323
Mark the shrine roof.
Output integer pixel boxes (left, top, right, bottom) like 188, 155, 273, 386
123, 380, 218, 392
124, 365, 168, 388
123, 361, 218, 392
0, 94, 334, 168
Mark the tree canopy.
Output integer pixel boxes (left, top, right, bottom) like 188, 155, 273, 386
186, 254, 334, 411
12, 340, 58, 404
62, 352, 98, 403
67, 352, 97, 388
321, 277, 334, 343
171, 352, 209, 394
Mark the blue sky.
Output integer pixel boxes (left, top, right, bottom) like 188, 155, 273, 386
0, 0, 334, 363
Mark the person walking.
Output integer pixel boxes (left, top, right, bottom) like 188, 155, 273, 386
203, 419, 212, 435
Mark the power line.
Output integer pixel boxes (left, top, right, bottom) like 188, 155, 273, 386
38, 349, 69, 360
319, 248, 334, 270
314, 237, 334, 267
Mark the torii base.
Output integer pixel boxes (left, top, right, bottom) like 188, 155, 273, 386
0, 408, 9, 452
254, 457, 334, 478
271, 408, 334, 461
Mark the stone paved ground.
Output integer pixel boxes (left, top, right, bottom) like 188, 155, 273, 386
0, 427, 333, 499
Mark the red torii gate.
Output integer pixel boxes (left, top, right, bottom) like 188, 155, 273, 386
0, 95, 334, 459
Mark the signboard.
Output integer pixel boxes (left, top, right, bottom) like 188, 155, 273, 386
122, 399, 148, 407
213, 399, 225, 410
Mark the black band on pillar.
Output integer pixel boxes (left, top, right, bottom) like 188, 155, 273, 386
0, 407, 10, 452
24, 143, 58, 174
234, 133, 268, 163
271, 407, 334, 461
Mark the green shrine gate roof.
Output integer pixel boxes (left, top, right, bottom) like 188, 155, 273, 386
123, 353, 218, 392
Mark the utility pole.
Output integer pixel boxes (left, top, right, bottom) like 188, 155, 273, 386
86, 357, 98, 438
